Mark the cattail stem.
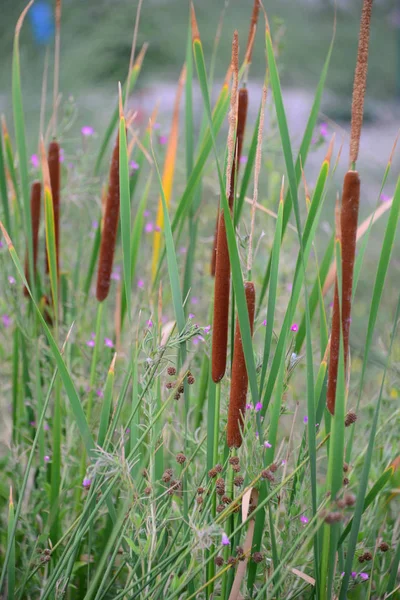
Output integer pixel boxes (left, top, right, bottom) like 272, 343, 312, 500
46, 141, 60, 276
327, 171, 360, 414
96, 134, 120, 302
227, 281, 256, 447
24, 181, 41, 296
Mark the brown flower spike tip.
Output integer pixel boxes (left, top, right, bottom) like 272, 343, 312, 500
227, 281, 256, 447
24, 181, 41, 296
46, 141, 61, 276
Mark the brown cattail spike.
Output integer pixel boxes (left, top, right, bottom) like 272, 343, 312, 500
350, 0, 373, 166
327, 171, 360, 414
211, 212, 231, 382
24, 181, 41, 296
96, 134, 120, 302
227, 281, 256, 448
47, 141, 60, 275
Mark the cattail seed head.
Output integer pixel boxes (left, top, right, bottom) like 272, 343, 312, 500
144, 486, 151, 495
227, 281, 256, 448
324, 512, 343, 525
227, 556, 237, 566
166, 382, 173, 389
212, 212, 231, 381
208, 468, 217, 478
363, 551, 373, 561
229, 456, 240, 466
96, 133, 120, 302
222, 495, 232, 505
344, 493, 356, 506
197, 486, 205, 495
187, 375, 195, 385
232, 464, 241, 473
174, 392, 180, 400
167, 366, 176, 376
327, 171, 360, 415
196, 496, 204, 505
215, 556, 224, 567
216, 503, 225, 513
24, 181, 41, 296
343, 462, 349, 473
46, 141, 61, 276
177, 384, 184, 394
215, 464, 223, 473
343, 477, 350, 486
269, 463, 278, 473
246, 0, 260, 65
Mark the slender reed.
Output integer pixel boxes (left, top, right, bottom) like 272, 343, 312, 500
211, 31, 239, 382
96, 133, 120, 302
245, 0, 260, 65
327, 0, 372, 414
24, 181, 41, 296
227, 281, 256, 447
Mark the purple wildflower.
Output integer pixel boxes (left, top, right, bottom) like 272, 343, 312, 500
59, 148, 65, 163
82, 477, 91, 489
262, 319, 267, 326
145, 222, 154, 233
130, 160, 139, 170
86, 339, 95, 348
8, 276, 16, 285
159, 135, 168, 145
300, 515, 309, 524
221, 532, 230, 546
96, 389, 104, 398
147, 319, 153, 328
191, 296, 199, 305
264, 440, 272, 449
203, 325, 211, 334
2, 314, 11, 328
359, 573, 369, 581
380, 193, 391, 203
255, 402, 263, 412
188, 313, 195, 319
291, 323, 299, 332
81, 126, 94, 137
104, 338, 114, 348
351, 572, 357, 579
320, 122, 328, 138
137, 279, 144, 289
31, 154, 39, 168
240, 155, 248, 164
303, 416, 308, 424
44, 455, 51, 462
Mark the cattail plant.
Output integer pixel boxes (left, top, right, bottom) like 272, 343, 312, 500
327, 0, 373, 415
96, 133, 120, 302
24, 181, 41, 296
211, 31, 239, 383
227, 281, 256, 447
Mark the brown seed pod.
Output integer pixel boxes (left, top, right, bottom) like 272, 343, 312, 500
167, 366, 176, 376
379, 542, 389, 552
96, 133, 120, 302
227, 281, 256, 447
345, 410, 357, 427
327, 171, 360, 415
46, 141, 60, 276
24, 181, 41, 296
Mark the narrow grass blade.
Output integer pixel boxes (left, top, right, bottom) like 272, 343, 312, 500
7, 488, 15, 600
119, 110, 132, 320
0, 128, 10, 232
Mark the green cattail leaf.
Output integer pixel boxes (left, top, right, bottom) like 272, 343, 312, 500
0, 129, 10, 232
12, 2, 35, 296
119, 116, 132, 320
44, 186, 59, 324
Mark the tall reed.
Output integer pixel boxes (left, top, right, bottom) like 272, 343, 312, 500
327, 0, 372, 414
96, 133, 120, 302
227, 281, 255, 447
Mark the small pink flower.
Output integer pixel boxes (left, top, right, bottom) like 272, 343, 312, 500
159, 135, 168, 145
359, 573, 369, 581
43, 423, 50, 431
147, 319, 153, 328
31, 154, 39, 168
144, 210, 150, 217
191, 296, 199, 305
81, 126, 94, 137
300, 515, 309, 524
86, 339, 95, 348
96, 389, 104, 398
92, 220, 98, 229
303, 416, 308, 424
179, 246, 187, 254
59, 148, 65, 163
264, 440, 272, 449
145, 222, 154, 233
154, 225, 161, 232
2, 314, 11, 328
255, 402, 263, 412
351, 572, 357, 579
203, 325, 211, 334
281, 459, 286, 466
240, 155, 248, 164
8, 276, 16, 285
380, 193, 391, 203
221, 532, 230, 546
255, 431, 259, 438
104, 338, 114, 348
153, 122, 161, 130
137, 279, 144, 289
82, 477, 91, 489
246, 403, 253, 410
111, 269, 121, 281
130, 160, 139, 170
320, 122, 328, 138
262, 319, 267, 326
0, 240, 4, 249
44, 455, 51, 462
188, 313, 195, 319
291, 323, 298, 332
